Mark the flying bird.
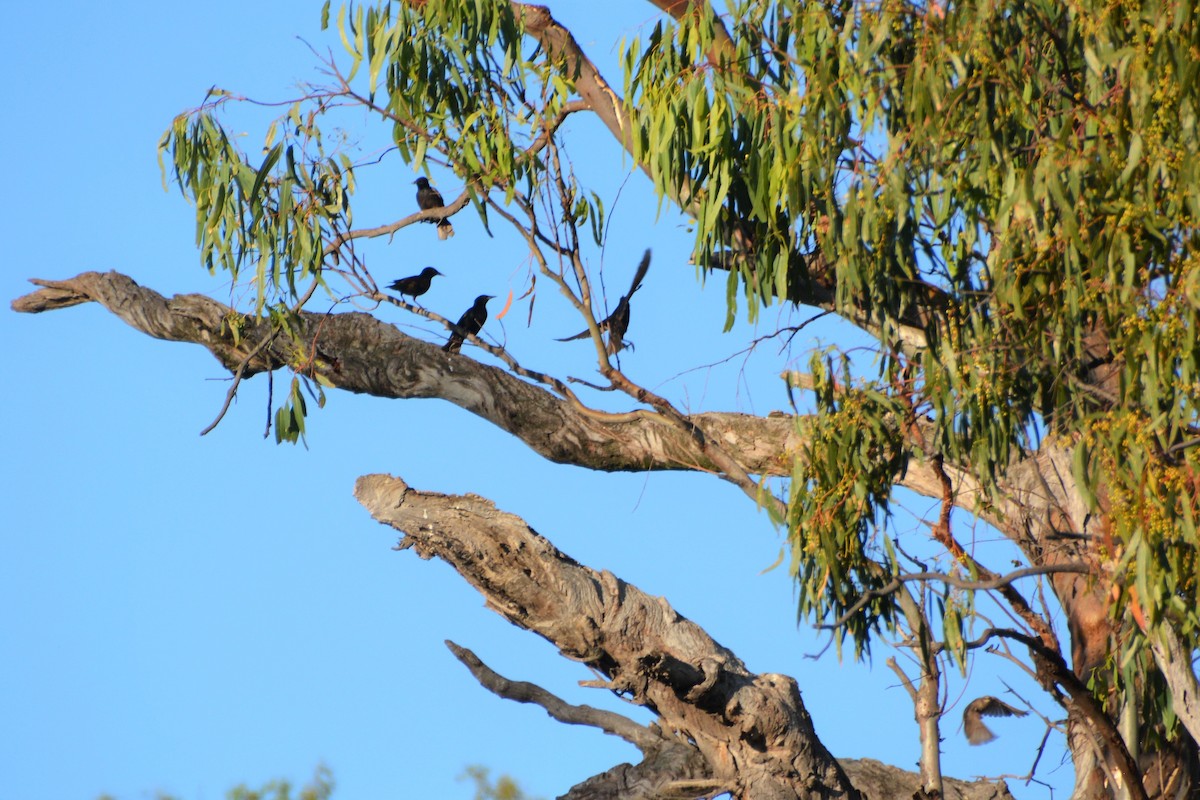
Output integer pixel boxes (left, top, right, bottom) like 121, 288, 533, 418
962, 696, 1028, 745
557, 249, 651, 355
414, 177, 455, 240
387, 267, 442, 303
443, 294, 493, 354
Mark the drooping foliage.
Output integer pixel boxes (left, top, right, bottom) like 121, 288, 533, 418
628, 0, 1200, 687
152, 0, 1200, 780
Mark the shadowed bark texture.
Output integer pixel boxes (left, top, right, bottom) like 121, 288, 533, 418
355, 473, 1015, 800
10, 272, 1008, 517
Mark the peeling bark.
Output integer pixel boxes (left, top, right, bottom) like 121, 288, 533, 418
355, 473, 860, 799
9, 272, 979, 513
355, 473, 1015, 799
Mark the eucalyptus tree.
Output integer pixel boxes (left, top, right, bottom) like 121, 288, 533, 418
16, 1, 1200, 798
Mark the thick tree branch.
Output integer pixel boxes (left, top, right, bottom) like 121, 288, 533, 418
839, 760, 1015, 800
11, 272, 965, 509
362, 474, 1016, 799
14, 273, 1114, 601
357, 473, 861, 799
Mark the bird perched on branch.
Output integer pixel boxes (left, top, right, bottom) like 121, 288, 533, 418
443, 294, 493, 354
962, 696, 1028, 745
557, 249, 651, 355
414, 177, 455, 240
387, 267, 442, 303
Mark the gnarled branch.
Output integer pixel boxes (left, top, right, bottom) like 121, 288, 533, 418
12, 271, 1011, 522
358, 473, 1018, 799
357, 473, 860, 799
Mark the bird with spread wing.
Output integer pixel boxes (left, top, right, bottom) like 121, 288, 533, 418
962, 696, 1028, 745
557, 250, 651, 355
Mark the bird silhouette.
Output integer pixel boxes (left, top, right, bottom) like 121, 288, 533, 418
962, 696, 1028, 745
414, 177, 454, 240
557, 249, 651, 355
443, 294, 493, 353
387, 267, 442, 303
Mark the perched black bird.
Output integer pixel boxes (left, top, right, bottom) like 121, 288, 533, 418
387, 267, 442, 303
962, 696, 1028, 745
443, 294, 493, 353
414, 177, 455, 240
557, 250, 651, 355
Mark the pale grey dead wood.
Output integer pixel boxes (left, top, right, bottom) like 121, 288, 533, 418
13, 272, 1011, 525
839, 759, 1016, 800
355, 473, 861, 799
445, 640, 722, 800
358, 473, 1016, 800
445, 639, 661, 751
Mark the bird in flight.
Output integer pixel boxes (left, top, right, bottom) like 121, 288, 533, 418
557, 249, 651, 355
387, 267, 442, 303
443, 294, 494, 353
962, 696, 1028, 745
414, 177, 455, 240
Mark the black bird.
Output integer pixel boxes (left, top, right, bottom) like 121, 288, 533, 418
962, 696, 1028, 745
414, 177, 455, 240
443, 294, 494, 353
387, 267, 442, 303
557, 249, 651, 355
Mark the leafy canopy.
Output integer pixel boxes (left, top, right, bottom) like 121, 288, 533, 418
156, 0, 1200, 733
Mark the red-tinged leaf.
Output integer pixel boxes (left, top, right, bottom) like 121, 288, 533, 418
494, 289, 513, 321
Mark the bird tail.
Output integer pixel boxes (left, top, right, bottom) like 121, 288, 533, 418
437, 220, 455, 240
627, 249, 651, 296
608, 337, 633, 355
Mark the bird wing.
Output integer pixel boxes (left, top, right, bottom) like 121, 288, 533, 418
556, 308, 614, 342
625, 249, 651, 298
556, 251, 648, 345
962, 696, 1027, 745
971, 697, 1027, 719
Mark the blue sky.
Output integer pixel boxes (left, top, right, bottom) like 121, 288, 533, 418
3, 3, 1071, 798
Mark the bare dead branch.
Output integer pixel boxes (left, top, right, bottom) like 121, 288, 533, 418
356, 473, 861, 800
445, 640, 661, 752
13, 272, 1079, 540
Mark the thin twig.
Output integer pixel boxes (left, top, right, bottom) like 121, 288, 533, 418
818, 564, 1091, 630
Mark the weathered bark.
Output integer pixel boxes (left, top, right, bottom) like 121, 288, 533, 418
1148, 626, 1200, 746
9, 272, 959, 504
355, 473, 1015, 800
840, 760, 1015, 800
